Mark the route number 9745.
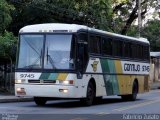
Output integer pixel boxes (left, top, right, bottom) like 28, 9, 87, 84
20, 74, 35, 78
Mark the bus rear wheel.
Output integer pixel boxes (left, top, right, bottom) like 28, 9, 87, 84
80, 81, 95, 106
130, 81, 138, 101
121, 81, 138, 101
34, 97, 47, 106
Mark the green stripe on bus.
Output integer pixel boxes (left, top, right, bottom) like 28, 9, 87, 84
104, 75, 113, 95
107, 59, 115, 73
100, 59, 113, 95
100, 59, 110, 73
100, 59, 120, 95
39, 73, 50, 80
111, 75, 119, 95
48, 73, 58, 80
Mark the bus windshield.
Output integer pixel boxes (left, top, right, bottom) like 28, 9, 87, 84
44, 35, 74, 69
17, 34, 75, 70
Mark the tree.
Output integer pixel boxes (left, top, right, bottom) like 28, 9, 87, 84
0, 0, 14, 35
141, 19, 160, 51
8, 0, 159, 37
8, 0, 113, 35
0, 31, 17, 62
112, 0, 158, 35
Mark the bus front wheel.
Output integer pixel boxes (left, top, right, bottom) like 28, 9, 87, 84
34, 97, 47, 106
80, 81, 95, 106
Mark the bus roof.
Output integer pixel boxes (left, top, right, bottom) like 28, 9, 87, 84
19, 23, 87, 33
90, 28, 149, 44
19, 23, 149, 44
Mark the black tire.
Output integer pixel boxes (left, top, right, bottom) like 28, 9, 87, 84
94, 96, 103, 103
34, 97, 47, 106
80, 81, 95, 106
130, 81, 138, 101
121, 81, 138, 101
121, 95, 128, 101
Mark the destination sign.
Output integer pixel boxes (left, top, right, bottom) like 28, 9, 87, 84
121, 61, 150, 75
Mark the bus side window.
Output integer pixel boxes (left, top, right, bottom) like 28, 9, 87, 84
102, 37, 112, 56
139, 45, 143, 60
78, 33, 88, 42
77, 32, 88, 73
144, 45, 150, 60
131, 43, 136, 59
113, 39, 123, 57
124, 41, 131, 58
89, 35, 101, 54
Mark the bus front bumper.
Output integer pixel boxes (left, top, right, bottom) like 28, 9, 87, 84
15, 84, 81, 98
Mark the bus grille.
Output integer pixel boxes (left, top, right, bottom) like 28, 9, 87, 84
28, 80, 56, 84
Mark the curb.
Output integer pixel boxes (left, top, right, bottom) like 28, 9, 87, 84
0, 97, 33, 103
150, 87, 160, 90
150, 82, 160, 90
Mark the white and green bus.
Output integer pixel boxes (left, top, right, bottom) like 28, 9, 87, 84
15, 23, 150, 106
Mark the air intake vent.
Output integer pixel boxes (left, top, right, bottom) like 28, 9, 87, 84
28, 80, 56, 84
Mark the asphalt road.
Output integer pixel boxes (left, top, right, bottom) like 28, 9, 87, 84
0, 90, 160, 120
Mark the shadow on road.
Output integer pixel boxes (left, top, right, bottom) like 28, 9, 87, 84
38, 97, 142, 108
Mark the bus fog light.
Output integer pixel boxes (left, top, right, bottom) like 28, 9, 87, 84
63, 89, 68, 93
59, 89, 68, 93
16, 88, 26, 95
17, 88, 22, 92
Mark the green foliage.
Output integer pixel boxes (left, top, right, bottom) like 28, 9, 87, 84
0, 0, 14, 35
8, 0, 112, 35
111, 0, 157, 35
5, 0, 160, 53
126, 25, 138, 37
0, 31, 17, 61
141, 19, 160, 51
124, 19, 160, 51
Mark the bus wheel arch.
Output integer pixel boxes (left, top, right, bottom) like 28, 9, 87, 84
90, 78, 96, 94
80, 78, 96, 106
121, 79, 139, 101
131, 79, 139, 101
134, 79, 139, 93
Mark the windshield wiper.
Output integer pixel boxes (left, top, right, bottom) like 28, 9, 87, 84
23, 49, 42, 70
47, 47, 56, 69
24, 64, 40, 68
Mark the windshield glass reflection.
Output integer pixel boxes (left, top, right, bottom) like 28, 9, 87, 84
44, 35, 75, 70
18, 35, 43, 69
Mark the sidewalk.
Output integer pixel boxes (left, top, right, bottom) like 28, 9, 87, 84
0, 89, 33, 103
0, 94, 33, 103
0, 82, 160, 103
150, 81, 160, 90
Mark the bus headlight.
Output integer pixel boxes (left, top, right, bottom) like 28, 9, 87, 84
15, 79, 25, 83
57, 80, 74, 85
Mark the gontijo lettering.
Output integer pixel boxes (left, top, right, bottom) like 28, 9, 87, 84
122, 61, 150, 74
124, 63, 140, 72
